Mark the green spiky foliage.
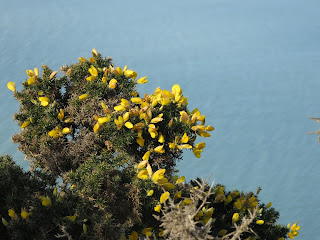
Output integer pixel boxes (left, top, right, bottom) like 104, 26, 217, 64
2, 49, 300, 240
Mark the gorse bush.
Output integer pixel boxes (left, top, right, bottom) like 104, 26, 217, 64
1, 49, 300, 239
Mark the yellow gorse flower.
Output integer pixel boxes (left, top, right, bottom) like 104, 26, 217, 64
79, 93, 88, 100
86, 65, 98, 81
21, 209, 30, 221
142, 227, 152, 236
7, 81, 16, 92
39, 196, 52, 207
129, 231, 138, 240
109, 78, 117, 89
39, 97, 50, 106
58, 109, 64, 120
160, 192, 170, 203
8, 209, 18, 220
232, 213, 239, 223
154, 204, 161, 212
137, 76, 148, 84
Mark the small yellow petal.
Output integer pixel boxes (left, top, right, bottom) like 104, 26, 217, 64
109, 79, 117, 89
176, 176, 185, 184
232, 213, 239, 223
142, 151, 151, 161
7, 82, 16, 92
147, 190, 154, 196
256, 220, 264, 225
79, 94, 89, 100
137, 76, 148, 84
125, 122, 133, 129
21, 121, 30, 129
62, 128, 70, 134
78, 57, 86, 62
154, 204, 161, 212
160, 192, 170, 203
50, 71, 58, 79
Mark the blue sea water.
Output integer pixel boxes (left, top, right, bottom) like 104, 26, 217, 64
1, 0, 320, 238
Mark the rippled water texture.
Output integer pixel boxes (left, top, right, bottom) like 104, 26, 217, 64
1, 0, 320, 238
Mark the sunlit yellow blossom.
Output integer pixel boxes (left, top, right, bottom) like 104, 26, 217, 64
129, 231, 138, 240
89, 65, 98, 76
8, 209, 18, 220
138, 169, 148, 180
50, 71, 58, 79
125, 122, 133, 129
65, 118, 73, 123
7, 82, 16, 92
39, 97, 50, 106
79, 94, 88, 100
176, 176, 185, 184
101, 76, 107, 83
232, 213, 239, 223
152, 169, 166, 183
21, 121, 30, 129
142, 228, 152, 237
28, 77, 38, 85
2, 218, 9, 226
256, 220, 264, 225
93, 123, 100, 133
205, 125, 214, 131
98, 116, 111, 124
154, 145, 165, 154
180, 111, 190, 123
180, 133, 190, 143
48, 127, 62, 139
163, 182, 174, 190
114, 105, 126, 111
195, 142, 206, 149
150, 117, 163, 125
58, 109, 64, 120
21, 209, 30, 221
138, 160, 148, 169
137, 76, 148, 84
39, 196, 52, 207
197, 130, 211, 137
114, 116, 124, 130
78, 57, 86, 62
142, 151, 151, 161
177, 144, 192, 150
136, 136, 145, 146
160, 98, 171, 106
115, 67, 123, 76
109, 78, 117, 88
266, 202, 272, 208
62, 128, 71, 134
146, 163, 152, 176
193, 148, 202, 158
158, 133, 165, 143
168, 142, 176, 149
160, 192, 170, 203
148, 124, 158, 138
172, 84, 182, 96
147, 190, 154, 196
92, 48, 98, 57
131, 97, 142, 104
125, 69, 137, 80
